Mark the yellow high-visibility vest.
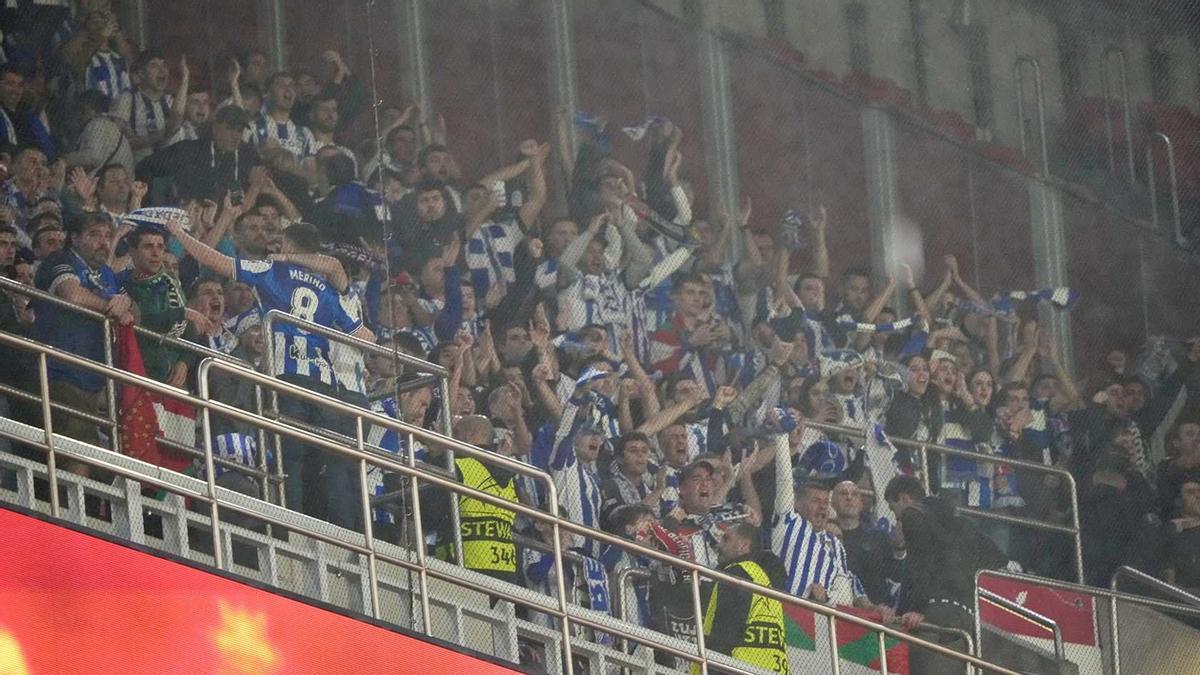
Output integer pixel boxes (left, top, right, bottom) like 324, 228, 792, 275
693, 559, 790, 674
455, 456, 518, 573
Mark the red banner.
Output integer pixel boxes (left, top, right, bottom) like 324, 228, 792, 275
0, 507, 519, 674
978, 574, 1098, 646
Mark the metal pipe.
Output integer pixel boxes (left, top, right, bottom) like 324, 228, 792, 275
690, 571, 709, 674
37, 354, 59, 518
1101, 46, 1136, 185
439, 373, 462, 565
978, 588, 1065, 660
356, 418, 381, 620
978, 569, 1200, 617
1146, 132, 1184, 245
405, 431, 433, 633
262, 310, 447, 376
1014, 56, 1049, 176
197, 358, 556, 490
0, 382, 114, 427
0, 277, 243, 366
1109, 594, 1121, 675
253, 384, 271, 501
197, 359, 224, 569
827, 613, 842, 675
1110, 565, 1200, 608
877, 629, 889, 674
919, 443, 930, 495
0, 332, 1017, 673
102, 319, 118, 454
806, 418, 1085, 583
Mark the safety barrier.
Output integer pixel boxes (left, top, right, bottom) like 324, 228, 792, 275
804, 418, 1085, 584
0, 328, 1016, 674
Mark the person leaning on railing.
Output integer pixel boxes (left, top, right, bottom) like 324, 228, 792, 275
420, 415, 521, 587
165, 214, 375, 531
32, 211, 133, 471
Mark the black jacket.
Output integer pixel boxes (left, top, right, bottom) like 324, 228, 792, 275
898, 495, 1008, 611
137, 138, 259, 201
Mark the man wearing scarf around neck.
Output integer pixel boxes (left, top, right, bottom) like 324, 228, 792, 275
118, 225, 189, 386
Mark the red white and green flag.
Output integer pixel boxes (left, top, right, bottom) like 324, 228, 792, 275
784, 605, 909, 674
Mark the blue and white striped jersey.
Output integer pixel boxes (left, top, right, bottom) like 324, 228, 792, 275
235, 258, 361, 385
772, 511, 866, 601
84, 50, 131, 99
330, 288, 367, 396
243, 111, 317, 159
465, 218, 521, 299
113, 89, 173, 137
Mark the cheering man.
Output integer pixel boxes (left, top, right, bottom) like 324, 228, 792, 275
166, 215, 373, 530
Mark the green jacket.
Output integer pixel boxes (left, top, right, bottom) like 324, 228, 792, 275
120, 269, 189, 382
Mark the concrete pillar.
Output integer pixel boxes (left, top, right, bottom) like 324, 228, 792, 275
547, 0, 578, 151
1029, 182, 1075, 372
258, 0, 287, 71
861, 106, 908, 312
395, 0, 432, 115
697, 4, 740, 238
127, 0, 149, 50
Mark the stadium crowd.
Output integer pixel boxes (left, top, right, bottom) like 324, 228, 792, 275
2, 2, 1200, 672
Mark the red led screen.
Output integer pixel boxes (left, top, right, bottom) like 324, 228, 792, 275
0, 507, 520, 674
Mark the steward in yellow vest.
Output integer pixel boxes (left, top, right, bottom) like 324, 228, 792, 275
455, 454, 519, 581
421, 415, 521, 585
694, 521, 790, 674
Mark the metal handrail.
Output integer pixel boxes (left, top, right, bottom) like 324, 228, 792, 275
1110, 565, 1200, 609
0, 331, 1017, 675
0, 276, 278, 490
617, 566, 980, 669
1101, 46, 1136, 186
1146, 131, 1184, 245
806, 418, 1085, 583
261, 309, 447, 376
1014, 56, 1049, 176
259, 308, 460, 555
978, 569, 1200, 675
0, 276, 245, 366
976, 587, 1065, 661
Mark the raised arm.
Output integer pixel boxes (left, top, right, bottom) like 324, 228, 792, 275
635, 388, 706, 437
519, 142, 549, 228
924, 256, 956, 312
557, 212, 605, 287
771, 429, 795, 522
166, 215, 234, 279
1004, 320, 1040, 385
1039, 331, 1083, 410
202, 194, 241, 248
227, 60, 245, 110
948, 255, 988, 307
619, 330, 660, 417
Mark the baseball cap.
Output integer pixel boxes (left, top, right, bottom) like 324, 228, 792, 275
680, 459, 716, 482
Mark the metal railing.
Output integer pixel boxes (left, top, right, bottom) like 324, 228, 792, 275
1110, 565, 1200, 609
1014, 55, 1049, 176
1101, 46, 1136, 186
0, 330, 1017, 675
1146, 131, 1184, 245
0, 276, 282, 493
976, 587, 1065, 661
259, 309, 460, 557
978, 569, 1200, 675
805, 418, 1085, 584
